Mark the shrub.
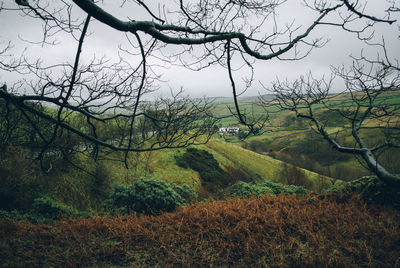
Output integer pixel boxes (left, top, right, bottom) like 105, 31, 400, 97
104, 178, 185, 215
171, 184, 198, 204
259, 181, 285, 195
260, 181, 309, 196
0, 147, 42, 211
246, 139, 270, 153
227, 181, 274, 199
0, 209, 21, 220
322, 183, 345, 194
314, 175, 333, 193
91, 161, 113, 201
323, 176, 400, 209
282, 185, 309, 196
31, 197, 73, 220
175, 148, 228, 184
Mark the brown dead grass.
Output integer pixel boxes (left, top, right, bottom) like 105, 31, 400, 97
1, 194, 399, 267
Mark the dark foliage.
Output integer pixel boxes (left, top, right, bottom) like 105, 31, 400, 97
281, 114, 309, 129
324, 176, 400, 209
243, 131, 360, 180
261, 180, 309, 196
104, 179, 185, 215
175, 148, 229, 185
31, 197, 73, 220
171, 184, 198, 204
222, 164, 256, 184
0, 147, 42, 211
226, 181, 274, 198
280, 162, 313, 189
90, 161, 113, 202
226, 180, 309, 199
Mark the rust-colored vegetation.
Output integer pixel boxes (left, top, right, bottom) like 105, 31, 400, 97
1, 194, 399, 267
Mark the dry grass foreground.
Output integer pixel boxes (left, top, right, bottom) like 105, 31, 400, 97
1, 194, 399, 267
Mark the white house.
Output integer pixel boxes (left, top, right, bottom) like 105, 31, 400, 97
219, 125, 240, 135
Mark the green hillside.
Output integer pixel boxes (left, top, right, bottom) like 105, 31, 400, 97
0, 138, 337, 214
214, 90, 400, 181
206, 140, 334, 188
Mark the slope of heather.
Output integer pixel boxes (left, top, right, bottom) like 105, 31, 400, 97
1, 194, 399, 267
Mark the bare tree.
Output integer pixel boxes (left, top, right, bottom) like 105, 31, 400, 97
0, 0, 397, 167
268, 43, 400, 185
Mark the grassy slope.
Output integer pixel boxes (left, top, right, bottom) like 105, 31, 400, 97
246, 130, 365, 177
2, 92, 399, 266
242, 124, 400, 181
7, 137, 334, 212
5, 90, 397, 212
114, 138, 337, 192
206, 139, 334, 189
224, 91, 400, 181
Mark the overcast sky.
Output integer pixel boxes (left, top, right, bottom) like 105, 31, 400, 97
1, 0, 399, 98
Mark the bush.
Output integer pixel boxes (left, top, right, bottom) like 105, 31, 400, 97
91, 161, 113, 201
0, 147, 42, 211
281, 185, 309, 196
227, 181, 274, 199
323, 176, 400, 209
259, 181, 285, 195
171, 184, 198, 204
0, 209, 21, 220
260, 181, 309, 196
175, 148, 228, 184
31, 197, 73, 220
104, 178, 185, 215
226, 181, 309, 199
322, 183, 345, 194
238, 131, 248, 140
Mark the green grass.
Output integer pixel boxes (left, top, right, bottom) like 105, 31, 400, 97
240, 124, 400, 182
206, 139, 335, 191
3, 90, 398, 215
1, 135, 338, 214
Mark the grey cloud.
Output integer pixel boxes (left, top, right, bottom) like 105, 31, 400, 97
0, 0, 399, 98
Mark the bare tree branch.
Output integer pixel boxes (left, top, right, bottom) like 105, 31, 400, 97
1, 0, 397, 171
269, 50, 400, 185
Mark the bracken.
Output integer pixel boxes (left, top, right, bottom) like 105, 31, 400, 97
0, 193, 399, 267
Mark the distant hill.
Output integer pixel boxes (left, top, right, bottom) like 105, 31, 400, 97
209, 94, 275, 104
